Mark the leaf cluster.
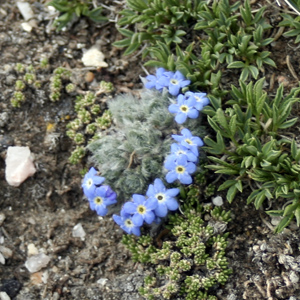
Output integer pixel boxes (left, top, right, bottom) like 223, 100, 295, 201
203, 78, 300, 232
114, 0, 275, 94
47, 0, 107, 31
137, 207, 231, 299
279, 13, 300, 43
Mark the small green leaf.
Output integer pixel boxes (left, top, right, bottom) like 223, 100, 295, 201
227, 185, 238, 203
274, 215, 294, 233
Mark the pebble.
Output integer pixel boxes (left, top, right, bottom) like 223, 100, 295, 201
0, 292, 10, 300
0, 246, 12, 259
212, 196, 223, 206
0, 213, 5, 226
25, 253, 50, 273
0, 279, 22, 298
27, 244, 39, 257
82, 47, 108, 68
72, 223, 86, 241
0, 113, 9, 127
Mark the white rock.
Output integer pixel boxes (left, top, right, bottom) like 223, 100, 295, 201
27, 243, 39, 256
0, 213, 5, 226
16, 2, 34, 21
21, 22, 33, 32
0, 292, 11, 300
0, 246, 12, 258
0, 252, 5, 265
5, 146, 36, 187
97, 278, 108, 286
25, 253, 50, 273
72, 223, 86, 240
212, 196, 223, 206
82, 47, 108, 68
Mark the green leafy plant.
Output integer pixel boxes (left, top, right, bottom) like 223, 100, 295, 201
47, 0, 107, 31
203, 78, 300, 232
115, 0, 275, 94
279, 13, 300, 43
124, 203, 231, 299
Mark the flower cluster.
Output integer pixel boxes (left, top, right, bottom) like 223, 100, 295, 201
113, 179, 180, 236
164, 128, 204, 184
145, 68, 209, 124
169, 91, 210, 124
81, 167, 117, 216
145, 68, 191, 96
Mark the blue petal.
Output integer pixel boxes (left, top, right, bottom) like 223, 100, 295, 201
186, 162, 197, 174
166, 188, 180, 197
132, 194, 146, 204
153, 178, 165, 191
144, 211, 155, 224
166, 171, 177, 183
146, 197, 158, 210
131, 226, 141, 236
155, 204, 168, 217
175, 112, 187, 124
132, 213, 144, 226
146, 184, 155, 197
166, 198, 179, 210
187, 109, 199, 119
168, 104, 179, 113
95, 205, 108, 216
123, 202, 137, 214
164, 158, 176, 170
113, 214, 122, 226
178, 174, 192, 184
169, 85, 180, 96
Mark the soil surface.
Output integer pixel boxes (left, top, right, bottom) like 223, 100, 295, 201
1, 1, 300, 300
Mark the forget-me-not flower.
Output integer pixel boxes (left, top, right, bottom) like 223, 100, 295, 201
113, 210, 141, 236
185, 91, 210, 111
166, 143, 198, 163
164, 155, 196, 184
88, 185, 117, 216
123, 194, 157, 226
145, 68, 173, 91
146, 178, 179, 217
82, 167, 105, 198
168, 94, 199, 124
172, 128, 204, 156
160, 71, 191, 96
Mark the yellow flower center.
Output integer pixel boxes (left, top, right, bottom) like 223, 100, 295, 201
125, 219, 133, 228
195, 96, 201, 102
176, 166, 185, 174
156, 193, 165, 203
87, 179, 93, 188
185, 138, 192, 145
180, 105, 188, 112
170, 79, 178, 85
137, 205, 146, 214
94, 196, 103, 205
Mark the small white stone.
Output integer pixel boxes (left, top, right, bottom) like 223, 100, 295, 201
25, 253, 50, 273
271, 216, 281, 226
21, 22, 33, 32
5, 146, 36, 187
0, 213, 5, 226
0, 292, 11, 300
72, 223, 86, 240
27, 243, 39, 256
16, 2, 34, 21
212, 196, 223, 206
97, 278, 108, 286
82, 47, 108, 68
0, 246, 12, 258
0, 252, 5, 265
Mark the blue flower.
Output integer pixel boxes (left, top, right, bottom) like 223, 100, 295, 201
82, 167, 105, 198
145, 68, 173, 91
123, 194, 157, 226
164, 155, 196, 184
172, 128, 204, 156
166, 143, 198, 163
185, 91, 210, 111
146, 178, 179, 217
88, 185, 117, 216
160, 71, 191, 96
113, 210, 141, 236
168, 94, 199, 124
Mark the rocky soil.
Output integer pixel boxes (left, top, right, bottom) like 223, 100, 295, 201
1, 1, 300, 300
